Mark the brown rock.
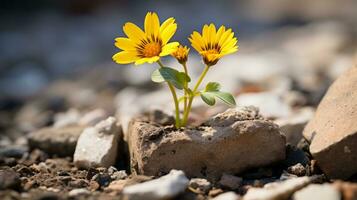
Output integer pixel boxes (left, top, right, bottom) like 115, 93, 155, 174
303, 66, 357, 179
128, 107, 286, 180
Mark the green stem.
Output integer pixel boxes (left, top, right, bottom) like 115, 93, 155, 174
157, 60, 181, 128
182, 65, 210, 126
182, 63, 188, 113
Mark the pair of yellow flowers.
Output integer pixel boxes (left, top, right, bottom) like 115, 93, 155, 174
113, 12, 238, 66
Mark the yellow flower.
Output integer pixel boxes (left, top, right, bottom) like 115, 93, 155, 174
113, 12, 179, 65
171, 45, 190, 64
189, 23, 238, 66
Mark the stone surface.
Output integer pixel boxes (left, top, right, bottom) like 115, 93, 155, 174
128, 107, 286, 179
218, 174, 243, 190
275, 107, 314, 146
243, 176, 316, 200
293, 184, 340, 200
334, 181, 357, 200
28, 125, 85, 156
303, 66, 357, 179
0, 169, 21, 190
189, 178, 212, 194
74, 117, 122, 168
212, 192, 240, 200
121, 170, 189, 200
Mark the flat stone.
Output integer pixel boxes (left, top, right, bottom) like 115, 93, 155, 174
303, 66, 357, 179
293, 184, 340, 200
122, 170, 189, 200
212, 192, 240, 200
244, 176, 316, 200
28, 125, 85, 156
128, 107, 286, 180
74, 117, 122, 168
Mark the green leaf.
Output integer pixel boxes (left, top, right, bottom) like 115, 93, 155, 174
210, 91, 236, 107
205, 82, 221, 92
200, 92, 216, 106
151, 67, 190, 90
151, 69, 165, 83
200, 91, 236, 107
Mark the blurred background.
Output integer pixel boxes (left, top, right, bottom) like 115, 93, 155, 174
1, 0, 357, 142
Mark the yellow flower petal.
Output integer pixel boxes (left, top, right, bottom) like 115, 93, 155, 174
135, 58, 149, 65
151, 12, 160, 35
160, 17, 175, 34
215, 26, 226, 43
189, 32, 204, 51
123, 22, 145, 42
113, 51, 138, 64
208, 23, 216, 44
147, 56, 160, 63
115, 37, 135, 50
144, 12, 160, 38
160, 42, 179, 56
218, 29, 233, 47
161, 23, 177, 45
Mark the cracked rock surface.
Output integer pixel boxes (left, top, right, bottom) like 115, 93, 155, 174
128, 106, 286, 180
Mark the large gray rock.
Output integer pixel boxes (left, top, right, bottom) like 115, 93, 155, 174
128, 107, 286, 180
293, 184, 341, 200
28, 125, 85, 156
74, 117, 122, 168
121, 170, 189, 200
303, 66, 357, 179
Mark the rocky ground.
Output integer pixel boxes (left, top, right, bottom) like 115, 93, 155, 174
1, 21, 357, 200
